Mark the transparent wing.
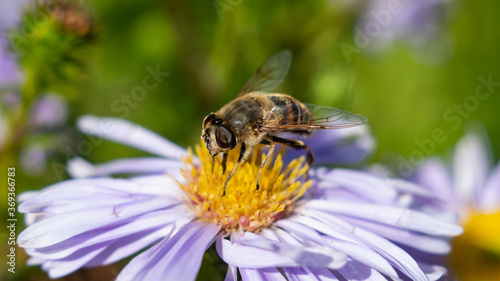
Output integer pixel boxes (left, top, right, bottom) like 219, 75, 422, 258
238, 50, 292, 96
261, 103, 368, 131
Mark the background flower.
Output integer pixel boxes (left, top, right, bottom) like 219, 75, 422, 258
414, 126, 500, 281
415, 127, 499, 217
357, 0, 454, 63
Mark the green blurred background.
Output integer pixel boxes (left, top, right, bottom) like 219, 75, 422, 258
1, 0, 499, 280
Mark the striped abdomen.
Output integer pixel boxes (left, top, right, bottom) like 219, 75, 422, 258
268, 94, 313, 134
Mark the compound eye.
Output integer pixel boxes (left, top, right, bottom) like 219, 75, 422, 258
215, 126, 236, 149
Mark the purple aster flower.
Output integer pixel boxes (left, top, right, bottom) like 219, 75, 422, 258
19, 142, 47, 175
19, 115, 462, 280
0, 0, 30, 87
0, 0, 30, 29
415, 128, 499, 217
414, 127, 500, 280
356, 0, 453, 63
29, 93, 69, 131
0, 38, 21, 86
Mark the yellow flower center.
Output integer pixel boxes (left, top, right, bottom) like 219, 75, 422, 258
178, 143, 312, 233
450, 210, 500, 281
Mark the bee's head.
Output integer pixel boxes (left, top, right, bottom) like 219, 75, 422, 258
201, 113, 237, 156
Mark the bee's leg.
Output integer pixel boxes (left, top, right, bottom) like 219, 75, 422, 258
211, 155, 215, 173
267, 135, 314, 167
223, 143, 250, 196
221, 152, 228, 174
256, 143, 276, 191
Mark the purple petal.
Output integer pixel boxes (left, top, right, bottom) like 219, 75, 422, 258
83, 224, 175, 267
27, 209, 194, 277
282, 266, 339, 281
388, 178, 438, 200
415, 158, 454, 202
315, 169, 397, 204
77, 115, 188, 159
276, 219, 399, 279
18, 177, 186, 248
259, 229, 339, 281
479, 162, 500, 212
0, 38, 21, 86
239, 267, 286, 281
116, 221, 220, 281
337, 215, 451, 254
224, 265, 238, 281
338, 260, 387, 281
217, 231, 346, 269
67, 157, 184, 178
19, 198, 181, 249
299, 209, 428, 281
0, 0, 30, 28
24, 206, 189, 260
18, 177, 184, 215
281, 125, 375, 166
303, 200, 462, 236
419, 263, 446, 281
45, 243, 109, 279
453, 132, 492, 208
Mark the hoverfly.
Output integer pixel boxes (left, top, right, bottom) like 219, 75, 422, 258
201, 51, 367, 195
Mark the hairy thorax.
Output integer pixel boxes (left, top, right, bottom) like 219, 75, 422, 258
218, 92, 273, 146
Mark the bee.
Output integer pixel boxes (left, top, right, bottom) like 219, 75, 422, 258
201, 51, 367, 195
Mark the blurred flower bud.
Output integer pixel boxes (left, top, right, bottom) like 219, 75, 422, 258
29, 93, 68, 131
19, 142, 47, 175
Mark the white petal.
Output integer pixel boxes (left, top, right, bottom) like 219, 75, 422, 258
77, 115, 188, 159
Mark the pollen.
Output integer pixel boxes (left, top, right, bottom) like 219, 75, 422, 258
178, 142, 312, 233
